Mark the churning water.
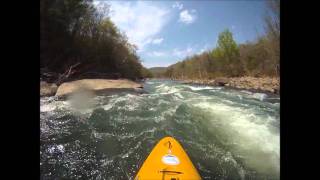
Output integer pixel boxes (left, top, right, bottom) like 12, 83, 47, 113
40, 80, 280, 180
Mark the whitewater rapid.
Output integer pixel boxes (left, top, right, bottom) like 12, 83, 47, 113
40, 80, 279, 180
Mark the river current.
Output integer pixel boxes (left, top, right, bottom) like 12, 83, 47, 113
40, 80, 280, 180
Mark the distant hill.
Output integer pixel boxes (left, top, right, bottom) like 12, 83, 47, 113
149, 67, 167, 77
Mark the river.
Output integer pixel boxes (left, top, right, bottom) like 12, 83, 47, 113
40, 79, 280, 180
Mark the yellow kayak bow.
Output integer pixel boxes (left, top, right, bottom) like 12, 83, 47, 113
135, 136, 201, 180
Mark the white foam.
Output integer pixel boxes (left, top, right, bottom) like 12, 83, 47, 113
155, 84, 166, 89
154, 105, 179, 123
240, 90, 253, 95
174, 92, 184, 99
102, 94, 140, 111
103, 104, 113, 111
56, 145, 65, 153
193, 101, 279, 174
157, 99, 170, 105
48, 144, 65, 153
40, 98, 73, 113
40, 104, 56, 112
186, 85, 215, 91
155, 84, 180, 94
123, 103, 139, 111
154, 84, 187, 100
251, 93, 268, 101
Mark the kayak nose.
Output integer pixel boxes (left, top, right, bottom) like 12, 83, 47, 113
135, 136, 201, 179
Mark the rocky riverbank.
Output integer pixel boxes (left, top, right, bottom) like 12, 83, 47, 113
40, 79, 143, 98
181, 76, 280, 94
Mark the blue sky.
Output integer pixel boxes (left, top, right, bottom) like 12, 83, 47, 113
93, 0, 270, 68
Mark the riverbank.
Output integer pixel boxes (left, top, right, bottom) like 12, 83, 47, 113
40, 79, 143, 98
179, 76, 280, 94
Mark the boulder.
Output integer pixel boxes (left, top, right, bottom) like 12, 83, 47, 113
40, 81, 58, 97
214, 78, 229, 86
55, 79, 143, 97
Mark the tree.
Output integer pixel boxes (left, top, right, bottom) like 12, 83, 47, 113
212, 29, 242, 76
265, 0, 280, 41
264, 0, 280, 76
40, 0, 148, 82
162, 12, 280, 79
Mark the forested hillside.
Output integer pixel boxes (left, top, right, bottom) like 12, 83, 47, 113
163, 0, 279, 79
148, 67, 167, 78
40, 0, 152, 83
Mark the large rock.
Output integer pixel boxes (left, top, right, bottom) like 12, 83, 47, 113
55, 79, 143, 97
214, 78, 229, 86
40, 81, 58, 97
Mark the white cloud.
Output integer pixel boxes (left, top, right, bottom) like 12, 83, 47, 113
172, 2, 183, 10
173, 47, 194, 58
179, 10, 196, 24
148, 51, 167, 57
146, 46, 195, 59
144, 61, 172, 68
151, 38, 164, 45
142, 37, 164, 46
96, 1, 170, 51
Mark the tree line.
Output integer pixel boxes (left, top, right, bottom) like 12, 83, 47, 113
162, 0, 279, 79
40, 0, 152, 83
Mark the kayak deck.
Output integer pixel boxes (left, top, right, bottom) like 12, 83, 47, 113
135, 136, 201, 180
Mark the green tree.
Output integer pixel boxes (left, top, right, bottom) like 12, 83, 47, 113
212, 29, 242, 76
162, 8, 280, 80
